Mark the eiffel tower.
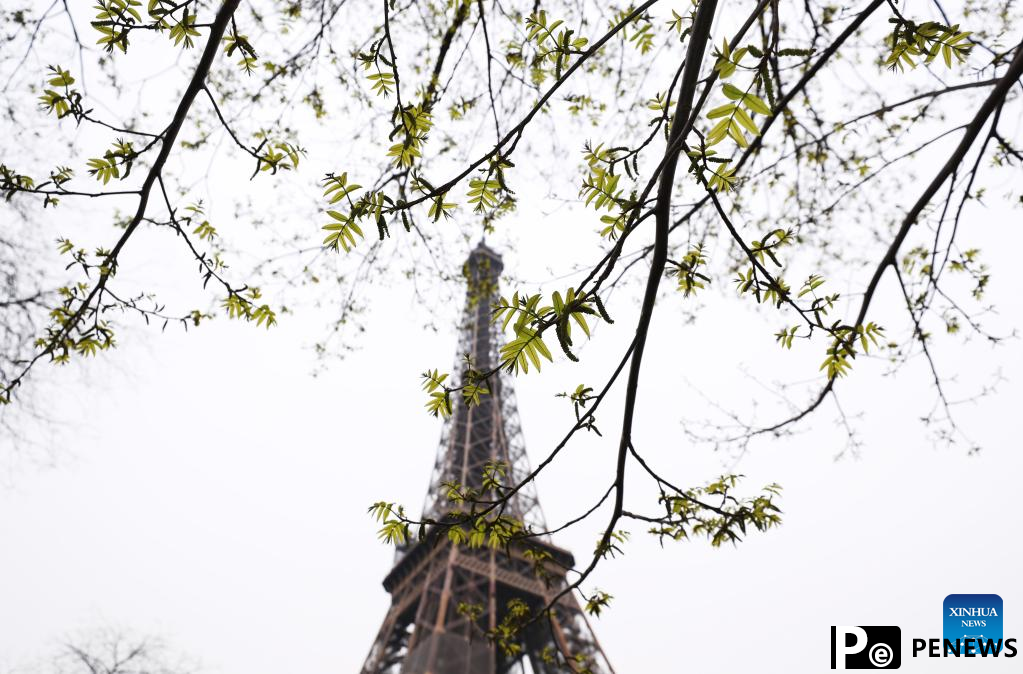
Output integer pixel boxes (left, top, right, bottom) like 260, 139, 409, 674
360, 242, 614, 674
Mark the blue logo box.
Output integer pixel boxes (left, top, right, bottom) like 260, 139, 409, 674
943, 594, 1003, 655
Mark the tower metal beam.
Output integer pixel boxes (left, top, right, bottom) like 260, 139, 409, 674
360, 243, 613, 674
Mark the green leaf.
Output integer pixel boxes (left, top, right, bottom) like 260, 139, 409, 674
722, 83, 745, 100
733, 106, 759, 136
743, 93, 772, 116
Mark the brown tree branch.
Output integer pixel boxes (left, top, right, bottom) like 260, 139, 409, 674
1, 0, 242, 402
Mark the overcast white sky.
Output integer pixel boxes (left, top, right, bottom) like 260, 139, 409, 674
1, 210, 1020, 673
1, 1, 1022, 672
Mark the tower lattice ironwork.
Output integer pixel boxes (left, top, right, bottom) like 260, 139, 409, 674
360, 242, 614, 674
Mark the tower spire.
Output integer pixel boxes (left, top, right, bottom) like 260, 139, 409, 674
461, 240, 504, 369
360, 244, 614, 674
